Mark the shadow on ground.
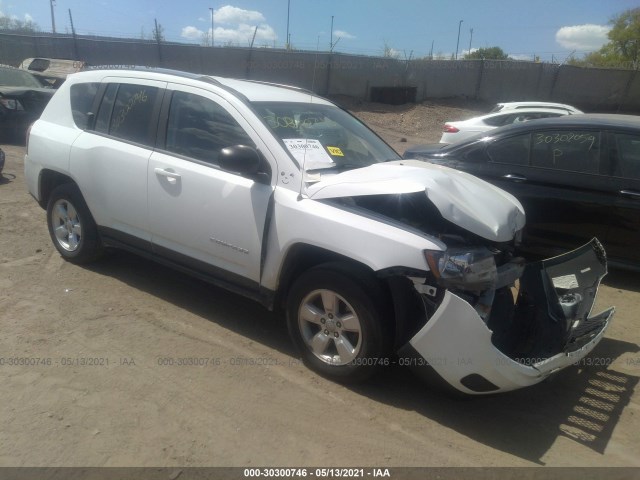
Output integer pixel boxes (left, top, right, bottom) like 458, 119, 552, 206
604, 267, 640, 293
87, 250, 638, 465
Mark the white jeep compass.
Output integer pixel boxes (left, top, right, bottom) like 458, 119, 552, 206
25, 67, 614, 394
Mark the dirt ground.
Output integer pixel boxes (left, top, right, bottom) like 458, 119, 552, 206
1, 100, 639, 469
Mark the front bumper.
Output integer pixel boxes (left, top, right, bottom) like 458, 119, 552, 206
401, 239, 615, 394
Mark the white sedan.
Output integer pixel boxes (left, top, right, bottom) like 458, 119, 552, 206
440, 107, 579, 144
490, 101, 583, 114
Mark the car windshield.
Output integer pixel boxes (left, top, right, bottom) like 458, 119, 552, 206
0, 68, 43, 88
252, 102, 400, 175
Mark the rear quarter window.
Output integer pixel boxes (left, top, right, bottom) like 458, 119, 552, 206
613, 133, 640, 180
486, 133, 531, 165
93, 83, 161, 147
70, 82, 99, 130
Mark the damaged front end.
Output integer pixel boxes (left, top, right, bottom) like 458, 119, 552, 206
308, 161, 613, 394
400, 238, 614, 394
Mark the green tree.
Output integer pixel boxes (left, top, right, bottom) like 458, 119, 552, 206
572, 8, 640, 68
0, 16, 39, 32
464, 47, 509, 60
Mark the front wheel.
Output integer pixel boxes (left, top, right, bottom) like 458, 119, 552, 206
286, 264, 392, 383
46, 184, 103, 264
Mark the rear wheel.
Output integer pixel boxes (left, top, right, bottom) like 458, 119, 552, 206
46, 184, 103, 264
286, 264, 392, 382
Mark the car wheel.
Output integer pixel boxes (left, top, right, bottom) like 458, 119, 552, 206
286, 263, 392, 383
47, 184, 103, 264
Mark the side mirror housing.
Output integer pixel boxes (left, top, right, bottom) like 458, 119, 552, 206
219, 145, 270, 184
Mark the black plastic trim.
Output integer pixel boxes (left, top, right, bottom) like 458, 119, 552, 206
98, 226, 274, 308
459, 374, 500, 393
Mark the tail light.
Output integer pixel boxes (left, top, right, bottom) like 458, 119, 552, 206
443, 124, 459, 133
26, 124, 33, 155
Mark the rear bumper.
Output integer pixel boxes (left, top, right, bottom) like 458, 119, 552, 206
401, 239, 615, 394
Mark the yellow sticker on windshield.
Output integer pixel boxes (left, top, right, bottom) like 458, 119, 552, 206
327, 146, 344, 156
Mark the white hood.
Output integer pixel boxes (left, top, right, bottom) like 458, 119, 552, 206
306, 160, 526, 242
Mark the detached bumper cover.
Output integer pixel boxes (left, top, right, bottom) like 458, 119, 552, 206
402, 239, 615, 394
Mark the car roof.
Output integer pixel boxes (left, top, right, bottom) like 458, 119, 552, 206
68, 66, 334, 105
496, 113, 640, 131
494, 101, 581, 111
433, 113, 640, 152
448, 108, 572, 124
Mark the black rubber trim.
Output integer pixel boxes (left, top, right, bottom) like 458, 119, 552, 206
98, 226, 274, 308
459, 373, 500, 393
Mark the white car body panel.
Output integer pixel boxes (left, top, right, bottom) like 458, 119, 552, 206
149, 150, 272, 282
408, 291, 612, 394
493, 102, 583, 114
260, 187, 445, 291
70, 134, 154, 241
439, 108, 574, 144
306, 160, 526, 243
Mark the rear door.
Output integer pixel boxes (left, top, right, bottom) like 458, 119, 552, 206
466, 129, 615, 255
605, 131, 640, 264
70, 78, 166, 245
456, 128, 617, 255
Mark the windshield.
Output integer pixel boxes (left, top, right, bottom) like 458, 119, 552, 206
0, 68, 43, 88
252, 102, 400, 174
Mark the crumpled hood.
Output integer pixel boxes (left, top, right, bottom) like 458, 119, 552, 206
306, 160, 526, 242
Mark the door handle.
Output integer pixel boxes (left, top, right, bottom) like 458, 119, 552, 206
502, 174, 527, 182
620, 189, 640, 199
154, 168, 181, 184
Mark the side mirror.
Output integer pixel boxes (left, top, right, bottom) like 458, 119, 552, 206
219, 145, 271, 184
219, 144, 259, 173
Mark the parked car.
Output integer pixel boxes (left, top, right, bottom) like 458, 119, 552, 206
405, 114, 640, 270
19, 57, 87, 89
25, 68, 613, 394
490, 102, 583, 114
440, 108, 574, 144
0, 65, 55, 143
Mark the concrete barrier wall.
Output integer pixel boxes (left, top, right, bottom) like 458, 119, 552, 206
1, 32, 638, 112
551, 65, 634, 111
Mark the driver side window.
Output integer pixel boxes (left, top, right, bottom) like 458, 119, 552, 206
165, 91, 255, 165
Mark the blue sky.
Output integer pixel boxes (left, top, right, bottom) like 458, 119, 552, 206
1, 0, 637, 61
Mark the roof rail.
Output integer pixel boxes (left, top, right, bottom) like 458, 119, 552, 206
241, 78, 316, 96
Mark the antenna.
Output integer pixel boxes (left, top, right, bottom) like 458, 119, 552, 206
298, 36, 322, 200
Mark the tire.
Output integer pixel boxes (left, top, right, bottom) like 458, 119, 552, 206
46, 183, 103, 264
286, 263, 392, 383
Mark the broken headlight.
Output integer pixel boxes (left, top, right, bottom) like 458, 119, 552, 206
424, 247, 497, 292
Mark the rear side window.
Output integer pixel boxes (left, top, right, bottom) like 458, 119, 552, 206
483, 114, 516, 127
110, 84, 160, 145
70, 82, 99, 130
531, 130, 600, 174
613, 133, 640, 180
27, 59, 50, 72
94, 83, 160, 147
487, 133, 530, 165
165, 91, 254, 165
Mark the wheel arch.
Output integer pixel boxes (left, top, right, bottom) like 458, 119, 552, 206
275, 243, 428, 349
38, 169, 77, 209
275, 243, 380, 309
